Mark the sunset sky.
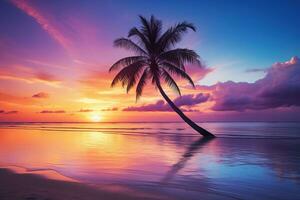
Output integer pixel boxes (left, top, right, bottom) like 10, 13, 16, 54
0, 0, 300, 122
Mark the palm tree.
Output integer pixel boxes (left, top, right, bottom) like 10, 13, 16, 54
109, 15, 215, 138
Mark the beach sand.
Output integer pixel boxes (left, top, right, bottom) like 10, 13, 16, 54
0, 168, 169, 200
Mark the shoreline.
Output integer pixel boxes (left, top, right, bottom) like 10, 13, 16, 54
0, 167, 169, 200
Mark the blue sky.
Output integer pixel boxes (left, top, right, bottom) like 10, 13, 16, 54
2, 0, 299, 84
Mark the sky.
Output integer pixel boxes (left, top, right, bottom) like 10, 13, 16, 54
0, 0, 300, 122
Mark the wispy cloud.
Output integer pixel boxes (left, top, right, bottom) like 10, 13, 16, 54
40, 110, 66, 114
101, 107, 118, 111
78, 107, 118, 112
11, 0, 71, 51
32, 92, 49, 98
75, 98, 103, 104
78, 109, 94, 112
0, 92, 35, 106
0, 110, 19, 114
245, 68, 266, 73
0, 66, 61, 87
5, 110, 18, 114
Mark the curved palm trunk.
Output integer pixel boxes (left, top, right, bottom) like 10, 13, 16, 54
156, 81, 215, 138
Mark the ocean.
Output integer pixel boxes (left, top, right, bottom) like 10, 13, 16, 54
0, 122, 300, 200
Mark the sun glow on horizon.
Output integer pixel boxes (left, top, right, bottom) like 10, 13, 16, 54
90, 113, 102, 122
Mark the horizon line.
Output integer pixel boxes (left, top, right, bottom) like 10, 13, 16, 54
1, 121, 300, 123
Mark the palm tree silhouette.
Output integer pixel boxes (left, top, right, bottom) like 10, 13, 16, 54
110, 15, 215, 138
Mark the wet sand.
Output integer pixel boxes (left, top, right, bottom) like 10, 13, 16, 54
0, 168, 169, 200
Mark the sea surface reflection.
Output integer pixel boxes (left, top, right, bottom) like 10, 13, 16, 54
0, 122, 300, 200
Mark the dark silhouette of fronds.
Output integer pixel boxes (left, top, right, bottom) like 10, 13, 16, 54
110, 15, 215, 138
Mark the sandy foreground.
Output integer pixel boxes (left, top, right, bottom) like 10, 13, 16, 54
0, 167, 170, 200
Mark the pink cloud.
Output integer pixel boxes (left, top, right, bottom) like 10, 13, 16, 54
11, 0, 71, 51
0, 92, 35, 106
186, 64, 213, 82
0, 65, 61, 86
34, 72, 60, 83
32, 92, 49, 98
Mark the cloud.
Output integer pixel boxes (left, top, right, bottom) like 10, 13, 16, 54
123, 93, 209, 112
0, 92, 35, 106
34, 72, 60, 83
32, 92, 49, 98
78, 109, 94, 112
173, 93, 210, 107
11, 0, 71, 51
40, 110, 66, 114
101, 107, 118, 111
122, 56, 300, 113
245, 68, 266, 73
78, 108, 118, 112
5, 111, 18, 114
0, 110, 19, 114
79, 70, 112, 89
211, 56, 300, 111
186, 64, 213, 82
0, 65, 61, 87
75, 98, 103, 104
124, 100, 171, 112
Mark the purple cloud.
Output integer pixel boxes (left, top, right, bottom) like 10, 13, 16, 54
173, 93, 210, 107
124, 100, 170, 112
123, 93, 209, 112
32, 92, 49, 98
211, 56, 300, 111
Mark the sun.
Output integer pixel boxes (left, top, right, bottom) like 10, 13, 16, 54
90, 114, 102, 122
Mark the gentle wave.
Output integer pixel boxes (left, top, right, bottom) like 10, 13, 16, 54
1, 122, 300, 139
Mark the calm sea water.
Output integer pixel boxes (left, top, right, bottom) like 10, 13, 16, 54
0, 122, 300, 200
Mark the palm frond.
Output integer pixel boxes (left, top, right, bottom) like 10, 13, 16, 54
159, 48, 201, 65
160, 60, 185, 71
111, 61, 145, 87
114, 38, 147, 55
138, 15, 152, 41
111, 16, 200, 100
160, 68, 181, 96
128, 27, 151, 53
109, 56, 147, 72
158, 22, 196, 51
161, 62, 195, 88
138, 15, 162, 53
135, 67, 149, 101
126, 65, 146, 93
149, 15, 162, 43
